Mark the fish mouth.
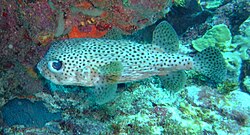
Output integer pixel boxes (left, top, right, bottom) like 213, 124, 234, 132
36, 61, 44, 75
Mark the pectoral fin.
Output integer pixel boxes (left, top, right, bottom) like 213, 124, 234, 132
98, 61, 123, 83
87, 61, 123, 105
87, 84, 117, 105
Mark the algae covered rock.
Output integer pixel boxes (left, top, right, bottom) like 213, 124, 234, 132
233, 34, 250, 60
222, 52, 242, 75
201, 0, 224, 9
232, 16, 250, 60
192, 24, 232, 52
243, 76, 250, 93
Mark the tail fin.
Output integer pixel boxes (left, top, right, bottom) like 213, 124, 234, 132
193, 47, 227, 83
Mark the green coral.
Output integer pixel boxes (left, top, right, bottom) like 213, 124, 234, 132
192, 24, 233, 52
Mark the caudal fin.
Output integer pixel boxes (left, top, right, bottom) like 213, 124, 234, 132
193, 47, 227, 83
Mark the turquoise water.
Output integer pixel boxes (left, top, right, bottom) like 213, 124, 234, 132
0, 0, 249, 134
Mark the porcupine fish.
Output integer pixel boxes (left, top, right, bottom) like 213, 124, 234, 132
37, 21, 226, 104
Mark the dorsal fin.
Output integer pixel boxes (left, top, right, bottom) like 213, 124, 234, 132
102, 28, 123, 40
152, 21, 179, 53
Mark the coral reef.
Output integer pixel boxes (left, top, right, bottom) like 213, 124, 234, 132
47, 0, 172, 37
186, 11, 250, 87
1, 0, 172, 58
1, 81, 250, 134
0, 57, 44, 107
19, 1, 57, 45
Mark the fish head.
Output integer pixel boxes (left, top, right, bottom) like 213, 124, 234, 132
37, 41, 88, 86
37, 49, 67, 85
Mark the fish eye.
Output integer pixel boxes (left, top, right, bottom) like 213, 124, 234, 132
52, 61, 62, 70
48, 60, 63, 73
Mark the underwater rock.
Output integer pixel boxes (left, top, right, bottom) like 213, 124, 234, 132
232, 16, 250, 60
0, 58, 45, 107
209, 0, 250, 34
200, 0, 225, 9
222, 51, 242, 77
243, 76, 250, 93
166, 1, 208, 35
1, 98, 61, 128
233, 35, 250, 60
59, 118, 109, 135
228, 90, 250, 115
239, 16, 250, 36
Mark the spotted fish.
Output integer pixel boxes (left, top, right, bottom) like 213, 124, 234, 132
37, 21, 226, 104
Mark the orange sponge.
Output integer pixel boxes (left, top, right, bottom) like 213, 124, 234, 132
69, 25, 107, 38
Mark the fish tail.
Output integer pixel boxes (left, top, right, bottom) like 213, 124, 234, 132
193, 47, 227, 83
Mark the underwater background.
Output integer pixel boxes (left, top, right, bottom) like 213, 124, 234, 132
0, 0, 249, 134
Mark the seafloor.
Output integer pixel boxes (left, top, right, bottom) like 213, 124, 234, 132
0, 0, 250, 134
